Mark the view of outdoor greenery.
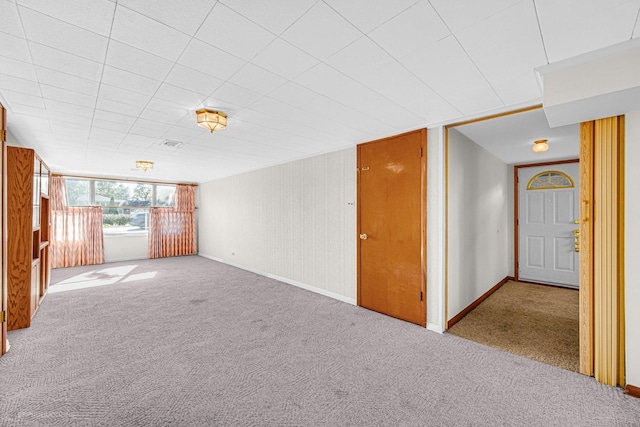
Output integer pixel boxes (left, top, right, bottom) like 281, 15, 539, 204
66, 178, 176, 234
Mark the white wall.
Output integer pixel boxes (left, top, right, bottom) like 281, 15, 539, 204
625, 111, 640, 388
426, 127, 446, 332
104, 233, 148, 263
198, 148, 357, 304
447, 128, 510, 321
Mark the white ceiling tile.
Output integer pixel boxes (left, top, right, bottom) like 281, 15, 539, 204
1, 89, 44, 108
324, 0, 419, 34
98, 84, 151, 108
537, 0, 640, 62
281, 2, 361, 60
0, 31, 31, 62
401, 36, 500, 113
132, 117, 174, 133
29, 43, 102, 81
268, 81, 321, 107
96, 97, 143, 117
0, 57, 37, 80
326, 36, 395, 80
0, 73, 40, 96
491, 70, 542, 106
121, 133, 158, 148
35, 67, 100, 96
101, 65, 162, 96
93, 109, 138, 126
41, 84, 96, 108
140, 100, 190, 123
228, 63, 287, 95
44, 98, 94, 117
368, 1, 450, 59
220, 0, 316, 34
178, 39, 246, 81
430, 0, 523, 33
111, 6, 191, 61
19, 6, 109, 62
128, 123, 168, 139
5, 104, 47, 117
154, 83, 208, 108
251, 38, 318, 80
356, 61, 460, 123
105, 40, 174, 81
0, 0, 25, 36
165, 64, 224, 96
243, 96, 296, 118
46, 111, 93, 127
447, 83, 504, 116
17, 0, 115, 36
92, 118, 134, 133
195, 3, 276, 60
89, 128, 128, 144
457, 1, 547, 81
211, 82, 261, 108
118, 0, 214, 35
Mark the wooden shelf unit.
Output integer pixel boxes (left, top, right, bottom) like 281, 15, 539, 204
7, 147, 51, 331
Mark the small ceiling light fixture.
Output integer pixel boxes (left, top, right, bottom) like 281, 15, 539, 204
196, 109, 227, 133
532, 139, 549, 153
135, 160, 154, 172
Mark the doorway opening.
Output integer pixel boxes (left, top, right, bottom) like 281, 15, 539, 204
444, 106, 582, 372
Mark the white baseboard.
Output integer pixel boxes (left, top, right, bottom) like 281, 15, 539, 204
198, 253, 357, 306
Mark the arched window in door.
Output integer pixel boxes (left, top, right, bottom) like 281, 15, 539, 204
526, 170, 574, 190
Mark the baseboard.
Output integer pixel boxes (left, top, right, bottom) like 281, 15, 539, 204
446, 276, 513, 329
625, 384, 640, 398
198, 253, 357, 306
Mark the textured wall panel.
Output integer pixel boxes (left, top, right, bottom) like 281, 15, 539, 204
198, 149, 357, 301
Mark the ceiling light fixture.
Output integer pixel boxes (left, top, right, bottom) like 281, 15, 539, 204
532, 139, 549, 153
135, 160, 154, 172
196, 109, 227, 133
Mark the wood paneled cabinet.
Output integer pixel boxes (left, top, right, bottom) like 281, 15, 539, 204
7, 147, 51, 331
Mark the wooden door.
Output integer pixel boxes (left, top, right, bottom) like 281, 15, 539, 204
357, 129, 426, 326
518, 163, 580, 287
1, 103, 6, 356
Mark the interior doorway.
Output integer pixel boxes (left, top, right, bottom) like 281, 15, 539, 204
445, 106, 582, 372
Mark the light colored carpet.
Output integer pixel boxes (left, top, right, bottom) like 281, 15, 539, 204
0, 256, 638, 426
448, 280, 580, 372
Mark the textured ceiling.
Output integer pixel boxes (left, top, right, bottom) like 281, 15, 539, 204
0, 0, 638, 183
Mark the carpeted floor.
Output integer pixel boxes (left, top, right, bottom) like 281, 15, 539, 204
1, 256, 639, 426
447, 280, 580, 372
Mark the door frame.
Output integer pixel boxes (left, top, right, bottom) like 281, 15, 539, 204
356, 129, 427, 327
513, 158, 580, 284
1, 103, 6, 356
444, 105, 594, 377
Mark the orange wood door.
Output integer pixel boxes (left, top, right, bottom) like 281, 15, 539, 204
357, 129, 426, 326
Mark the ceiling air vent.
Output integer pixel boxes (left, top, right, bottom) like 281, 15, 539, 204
160, 139, 184, 148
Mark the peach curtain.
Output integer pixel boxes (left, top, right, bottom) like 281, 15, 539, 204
148, 184, 196, 259
50, 176, 105, 268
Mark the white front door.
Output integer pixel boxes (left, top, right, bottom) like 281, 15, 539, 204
518, 163, 580, 288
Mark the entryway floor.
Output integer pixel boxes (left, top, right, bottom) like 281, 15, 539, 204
447, 281, 579, 372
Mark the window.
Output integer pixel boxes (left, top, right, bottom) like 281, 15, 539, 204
526, 171, 574, 190
65, 178, 176, 234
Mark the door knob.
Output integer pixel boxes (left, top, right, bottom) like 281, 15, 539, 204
359, 233, 368, 240
574, 219, 580, 224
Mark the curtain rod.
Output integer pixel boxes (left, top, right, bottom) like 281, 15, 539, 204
51, 173, 198, 187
